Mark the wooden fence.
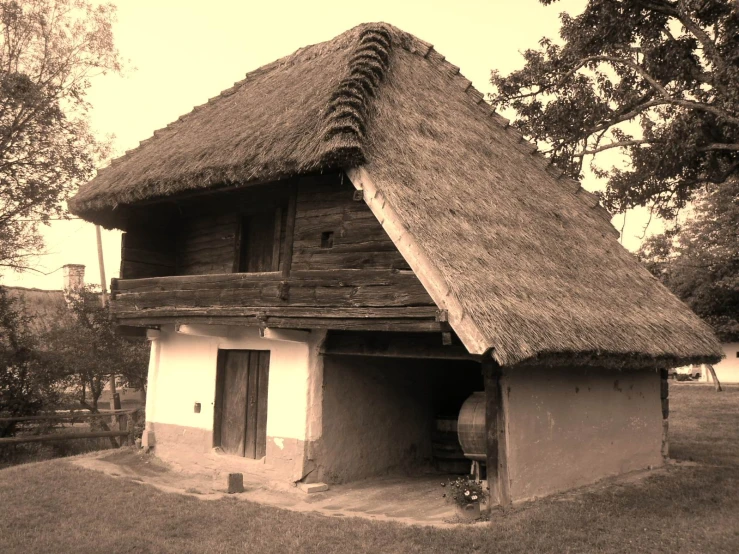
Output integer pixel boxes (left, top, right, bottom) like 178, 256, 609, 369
0, 409, 141, 447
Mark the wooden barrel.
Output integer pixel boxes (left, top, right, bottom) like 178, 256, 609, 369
457, 392, 486, 461
432, 416, 470, 474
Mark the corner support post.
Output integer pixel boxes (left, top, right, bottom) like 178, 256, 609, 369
483, 360, 510, 510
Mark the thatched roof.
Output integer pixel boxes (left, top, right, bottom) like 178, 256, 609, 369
3, 287, 67, 335
68, 23, 722, 368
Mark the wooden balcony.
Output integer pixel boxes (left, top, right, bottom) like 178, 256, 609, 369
111, 269, 443, 332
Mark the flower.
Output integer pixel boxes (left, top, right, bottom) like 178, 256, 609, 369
471, 495, 478, 501
464, 490, 470, 497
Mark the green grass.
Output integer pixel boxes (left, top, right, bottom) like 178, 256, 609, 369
1, 385, 738, 554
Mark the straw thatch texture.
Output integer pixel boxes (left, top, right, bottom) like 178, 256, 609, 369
69, 24, 394, 223
360, 42, 722, 367
68, 22, 722, 367
4, 287, 68, 335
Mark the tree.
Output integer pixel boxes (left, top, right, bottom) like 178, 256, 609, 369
43, 287, 149, 414
637, 179, 739, 342
0, 286, 68, 437
490, 0, 739, 220
0, 0, 121, 271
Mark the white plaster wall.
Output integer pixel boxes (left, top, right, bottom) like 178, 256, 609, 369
698, 343, 739, 384
149, 325, 323, 442
504, 366, 664, 502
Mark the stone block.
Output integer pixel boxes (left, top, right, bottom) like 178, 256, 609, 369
227, 473, 244, 494
141, 430, 155, 449
297, 482, 329, 494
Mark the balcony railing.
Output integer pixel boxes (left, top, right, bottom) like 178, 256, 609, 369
111, 269, 442, 332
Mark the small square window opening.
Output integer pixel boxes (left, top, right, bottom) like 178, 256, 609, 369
321, 231, 334, 249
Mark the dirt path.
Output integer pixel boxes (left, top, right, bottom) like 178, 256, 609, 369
72, 449, 471, 527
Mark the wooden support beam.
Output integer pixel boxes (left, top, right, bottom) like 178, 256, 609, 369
0, 430, 129, 445
259, 328, 311, 343
322, 331, 480, 360
116, 306, 440, 320
281, 186, 297, 278
483, 360, 510, 508
115, 325, 147, 338
119, 315, 443, 333
0, 410, 138, 423
175, 323, 232, 338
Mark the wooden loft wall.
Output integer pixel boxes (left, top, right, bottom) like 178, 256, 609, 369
112, 172, 441, 331
291, 179, 410, 271
119, 172, 410, 280
120, 223, 176, 280
119, 184, 292, 280
176, 213, 239, 275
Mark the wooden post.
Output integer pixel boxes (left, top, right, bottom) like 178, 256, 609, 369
95, 224, 108, 307
483, 360, 510, 510
109, 376, 121, 412
280, 186, 297, 278
660, 368, 669, 459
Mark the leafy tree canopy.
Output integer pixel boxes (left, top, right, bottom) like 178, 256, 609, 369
0, 286, 68, 436
491, 0, 738, 220
43, 287, 149, 413
1, 285, 149, 438
637, 179, 738, 341
0, 0, 122, 271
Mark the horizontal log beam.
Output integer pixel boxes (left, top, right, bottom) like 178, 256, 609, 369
116, 306, 438, 319
0, 431, 129, 445
115, 271, 282, 292
118, 315, 443, 333
0, 410, 138, 423
322, 331, 479, 360
110, 268, 437, 331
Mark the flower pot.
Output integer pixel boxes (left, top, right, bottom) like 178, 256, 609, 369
455, 501, 481, 521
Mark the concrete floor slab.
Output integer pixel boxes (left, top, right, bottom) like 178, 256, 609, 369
71, 449, 486, 527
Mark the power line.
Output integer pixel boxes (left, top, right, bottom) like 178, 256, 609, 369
14, 217, 83, 222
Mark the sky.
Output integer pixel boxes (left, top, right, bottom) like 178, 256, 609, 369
4, 0, 657, 290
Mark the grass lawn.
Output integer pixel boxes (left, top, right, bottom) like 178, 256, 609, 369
1, 385, 738, 554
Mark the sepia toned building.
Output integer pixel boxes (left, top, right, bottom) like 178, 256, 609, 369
69, 23, 721, 504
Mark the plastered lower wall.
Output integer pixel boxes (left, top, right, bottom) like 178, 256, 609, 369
504, 366, 664, 501
312, 355, 436, 483
145, 325, 324, 479
700, 343, 739, 384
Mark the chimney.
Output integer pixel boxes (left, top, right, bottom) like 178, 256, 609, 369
62, 264, 86, 292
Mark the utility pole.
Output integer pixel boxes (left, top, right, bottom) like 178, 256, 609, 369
95, 225, 121, 415
95, 225, 108, 307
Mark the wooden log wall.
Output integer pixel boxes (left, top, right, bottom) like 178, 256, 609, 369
119, 226, 176, 279
291, 181, 411, 271
115, 173, 439, 331
111, 269, 439, 331
177, 213, 239, 275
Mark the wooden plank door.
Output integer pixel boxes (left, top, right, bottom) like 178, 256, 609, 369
214, 350, 270, 458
